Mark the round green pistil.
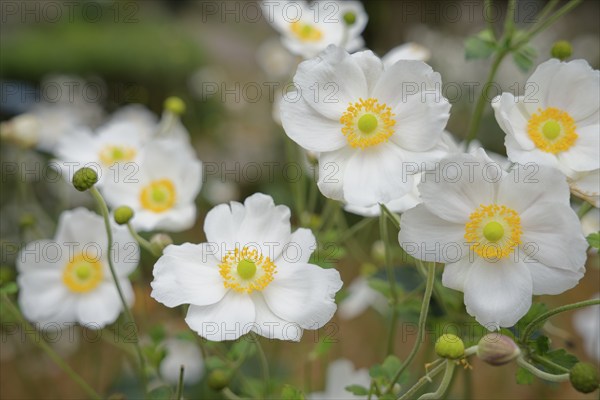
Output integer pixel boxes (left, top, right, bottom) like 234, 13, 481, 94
542, 121, 561, 140
237, 259, 257, 280
483, 221, 504, 242
75, 264, 92, 280
152, 188, 167, 203
343, 11, 356, 25
358, 114, 378, 134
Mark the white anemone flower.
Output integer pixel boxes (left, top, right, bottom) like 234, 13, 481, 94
262, 0, 367, 59
338, 276, 387, 320
17, 208, 139, 329
398, 149, 588, 329
102, 140, 202, 232
159, 338, 204, 385
573, 294, 600, 362
281, 45, 451, 208
309, 359, 370, 400
150, 193, 343, 341
492, 59, 599, 179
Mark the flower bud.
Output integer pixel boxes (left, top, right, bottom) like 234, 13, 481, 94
114, 206, 134, 225
207, 369, 230, 391
551, 40, 572, 61
435, 334, 465, 359
570, 362, 599, 394
343, 11, 356, 25
476, 334, 520, 366
72, 168, 98, 192
150, 233, 173, 254
164, 96, 186, 116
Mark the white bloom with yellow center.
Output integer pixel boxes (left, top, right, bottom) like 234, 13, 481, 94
492, 59, 599, 178
398, 149, 588, 329
262, 0, 367, 59
150, 193, 343, 341
102, 140, 202, 232
281, 45, 451, 208
16, 208, 139, 328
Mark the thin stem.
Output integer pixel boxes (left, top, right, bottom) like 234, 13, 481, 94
514, 0, 583, 48
483, 0, 496, 38
176, 365, 185, 400
89, 187, 148, 395
338, 217, 376, 243
386, 261, 436, 393
126, 222, 160, 257
577, 202, 593, 219
418, 360, 457, 400
251, 333, 270, 398
517, 357, 569, 383
398, 361, 446, 400
530, 354, 570, 374
380, 206, 399, 355
380, 204, 400, 230
532, 0, 560, 26
1, 293, 102, 400
521, 299, 600, 342
503, 0, 517, 38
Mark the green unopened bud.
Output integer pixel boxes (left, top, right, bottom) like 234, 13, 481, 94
435, 334, 465, 359
570, 362, 599, 394
551, 40, 572, 61
72, 168, 98, 192
150, 233, 173, 254
207, 369, 230, 391
343, 11, 356, 25
114, 206, 134, 225
476, 334, 520, 366
164, 96, 186, 115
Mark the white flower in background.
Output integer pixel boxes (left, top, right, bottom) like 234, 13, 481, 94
309, 359, 370, 400
104, 104, 159, 138
338, 276, 387, 320
580, 207, 599, 237
492, 59, 599, 181
281, 45, 451, 208
441, 134, 511, 170
159, 338, 204, 385
382, 42, 431, 67
17, 208, 139, 328
570, 169, 600, 208
262, 0, 367, 59
573, 294, 600, 362
103, 140, 202, 232
257, 37, 298, 79
151, 193, 343, 341
398, 149, 588, 329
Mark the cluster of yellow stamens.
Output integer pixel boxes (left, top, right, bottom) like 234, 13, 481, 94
340, 98, 396, 149
464, 204, 522, 260
62, 253, 104, 293
290, 22, 323, 42
527, 107, 577, 154
140, 179, 177, 213
219, 246, 277, 293
98, 145, 137, 166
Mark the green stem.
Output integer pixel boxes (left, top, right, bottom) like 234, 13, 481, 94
89, 187, 148, 396
338, 217, 376, 243
176, 365, 185, 400
514, 0, 583, 48
386, 261, 436, 393
503, 0, 517, 38
532, 0, 560, 25
380, 206, 399, 355
1, 294, 102, 400
380, 204, 400, 230
418, 360, 456, 400
483, 0, 496, 38
530, 354, 570, 374
521, 299, 600, 342
398, 361, 446, 400
517, 357, 569, 383
577, 202, 593, 219
252, 333, 270, 398
126, 222, 160, 257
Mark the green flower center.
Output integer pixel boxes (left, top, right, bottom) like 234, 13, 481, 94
237, 259, 257, 280
542, 120, 561, 140
358, 113, 378, 134
483, 221, 504, 242
75, 263, 93, 280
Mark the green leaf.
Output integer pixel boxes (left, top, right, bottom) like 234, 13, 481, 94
465, 29, 496, 60
516, 303, 548, 336
345, 385, 370, 396
534, 335, 550, 355
587, 232, 600, 249
381, 355, 402, 379
545, 349, 579, 370
513, 45, 537, 72
229, 339, 255, 361
516, 367, 534, 385
281, 384, 305, 400
0, 282, 18, 295
369, 364, 385, 379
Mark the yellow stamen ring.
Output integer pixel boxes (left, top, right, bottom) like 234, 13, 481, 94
62, 253, 103, 293
464, 204, 522, 260
340, 98, 396, 149
140, 179, 177, 213
99, 145, 137, 166
219, 247, 276, 293
527, 107, 577, 154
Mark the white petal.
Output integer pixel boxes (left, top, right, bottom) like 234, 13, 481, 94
317, 147, 353, 201
492, 93, 534, 150
559, 125, 600, 172
132, 204, 197, 233
185, 291, 256, 341
250, 293, 303, 341
442, 257, 474, 292
382, 43, 431, 67
504, 133, 559, 168
351, 50, 383, 95
76, 281, 133, 328
151, 243, 226, 307
54, 208, 106, 248
111, 225, 140, 277
525, 260, 584, 295
570, 170, 600, 207
16, 240, 68, 274
464, 257, 533, 329
203, 201, 245, 259
262, 263, 342, 330
278, 228, 317, 265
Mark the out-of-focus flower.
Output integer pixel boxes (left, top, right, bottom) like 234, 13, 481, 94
159, 338, 204, 385
103, 140, 202, 232
492, 59, 599, 194
309, 359, 370, 399
151, 193, 343, 341
257, 37, 298, 79
16, 208, 139, 328
399, 149, 588, 329
570, 170, 600, 208
573, 295, 600, 362
262, 1, 367, 59
381, 42, 431, 67
281, 45, 450, 208
338, 275, 387, 320
580, 207, 599, 237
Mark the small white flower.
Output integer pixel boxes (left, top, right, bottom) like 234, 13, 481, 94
150, 193, 343, 341
573, 294, 600, 362
281, 45, 451, 208
159, 338, 204, 385
103, 140, 202, 232
262, 0, 367, 59
17, 208, 139, 328
338, 276, 387, 320
309, 359, 370, 400
398, 149, 588, 329
492, 59, 599, 178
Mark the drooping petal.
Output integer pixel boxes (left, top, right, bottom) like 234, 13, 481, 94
526, 260, 584, 295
